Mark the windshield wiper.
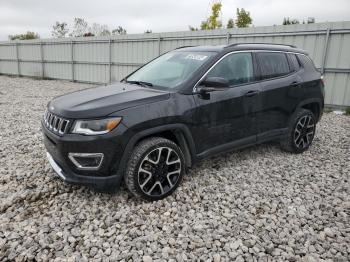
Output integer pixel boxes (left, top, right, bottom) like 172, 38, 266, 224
126, 80, 153, 88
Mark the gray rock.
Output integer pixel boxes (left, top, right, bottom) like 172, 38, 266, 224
230, 240, 242, 250
213, 253, 221, 262
143, 256, 153, 262
323, 228, 335, 238
89, 247, 98, 257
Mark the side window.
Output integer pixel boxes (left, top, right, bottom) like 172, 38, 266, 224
257, 52, 290, 80
288, 54, 300, 71
297, 54, 317, 71
206, 53, 254, 86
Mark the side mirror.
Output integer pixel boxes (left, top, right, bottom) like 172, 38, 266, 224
197, 77, 229, 93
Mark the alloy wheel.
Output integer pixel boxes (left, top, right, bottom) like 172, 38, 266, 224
294, 115, 315, 149
138, 147, 181, 197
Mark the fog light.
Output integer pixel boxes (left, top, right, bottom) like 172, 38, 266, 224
68, 153, 104, 170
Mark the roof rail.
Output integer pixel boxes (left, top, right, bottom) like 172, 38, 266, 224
226, 43, 297, 48
174, 45, 195, 50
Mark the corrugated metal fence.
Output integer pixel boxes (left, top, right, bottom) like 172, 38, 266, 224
0, 21, 350, 108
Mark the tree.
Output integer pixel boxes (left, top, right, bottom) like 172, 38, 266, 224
70, 18, 89, 37
200, 21, 209, 30
189, 26, 198, 31
83, 32, 95, 37
283, 17, 300, 25
201, 3, 222, 30
90, 23, 110, 36
227, 18, 235, 29
235, 8, 252, 28
51, 21, 69, 38
112, 26, 127, 35
9, 31, 40, 40
307, 17, 315, 24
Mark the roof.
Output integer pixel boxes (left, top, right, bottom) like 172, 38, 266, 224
175, 43, 308, 55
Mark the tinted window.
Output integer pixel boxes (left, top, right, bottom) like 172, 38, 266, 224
206, 53, 254, 86
297, 54, 317, 71
257, 52, 290, 79
289, 54, 300, 71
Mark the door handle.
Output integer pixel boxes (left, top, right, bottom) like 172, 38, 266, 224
291, 81, 301, 87
244, 90, 260, 97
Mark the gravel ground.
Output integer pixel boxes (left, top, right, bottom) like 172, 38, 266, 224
0, 75, 349, 262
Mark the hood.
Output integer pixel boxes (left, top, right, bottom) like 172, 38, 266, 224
48, 82, 170, 118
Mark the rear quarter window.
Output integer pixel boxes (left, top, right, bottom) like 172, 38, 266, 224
257, 52, 291, 80
297, 54, 317, 71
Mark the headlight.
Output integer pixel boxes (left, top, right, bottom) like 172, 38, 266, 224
71, 117, 122, 135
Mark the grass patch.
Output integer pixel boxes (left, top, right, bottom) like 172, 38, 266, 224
345, 107, 350, 116
323, 108, 333, 113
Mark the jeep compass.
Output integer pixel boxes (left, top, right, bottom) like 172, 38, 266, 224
42, 43, 325, 200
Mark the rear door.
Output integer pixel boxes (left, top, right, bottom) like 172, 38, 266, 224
255, 51, 303, 141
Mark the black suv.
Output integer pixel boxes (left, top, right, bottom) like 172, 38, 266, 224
42, 43, 324, 200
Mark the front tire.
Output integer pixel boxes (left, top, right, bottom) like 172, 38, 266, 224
280, 109, 316, 153
125, 137, 185, 201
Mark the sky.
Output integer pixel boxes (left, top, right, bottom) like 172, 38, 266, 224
0, 0, 349, 40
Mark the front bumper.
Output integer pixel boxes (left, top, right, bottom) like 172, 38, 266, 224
42, 120, 129, 190
46, 152, 122, 189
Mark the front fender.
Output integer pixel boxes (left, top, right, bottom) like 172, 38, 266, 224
117, 123, 197, 176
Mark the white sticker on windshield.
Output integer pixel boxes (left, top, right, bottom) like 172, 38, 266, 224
185, 54, 208, 61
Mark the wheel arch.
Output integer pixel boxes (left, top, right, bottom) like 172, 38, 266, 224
118, 124, 196, 176
294, 98, 323, 122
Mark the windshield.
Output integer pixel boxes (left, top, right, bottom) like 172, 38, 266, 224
126, 51, 215, 89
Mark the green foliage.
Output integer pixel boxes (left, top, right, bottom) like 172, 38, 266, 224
345, 107, 350, 115
283, 17, 300, 25
200, 21, 209, 30
235, 8, 252, 28
112, 26, 127, 35
323, 108, 333, 113
51, 21, 69, 38
201, 3, 222, 30
227, 18, 235, 29
9, 31, 40, 41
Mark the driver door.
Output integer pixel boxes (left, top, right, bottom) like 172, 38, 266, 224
191, 52, 262, 156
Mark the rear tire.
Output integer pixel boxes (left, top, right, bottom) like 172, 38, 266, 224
124, 137, 185, 201
280, 109, 316, 153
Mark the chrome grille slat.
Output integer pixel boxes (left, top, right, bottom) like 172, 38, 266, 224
43, 111, 69, 135
56, 118, 61, 130
50, 115, 55, 129
58, 119, 64, 133
46, 113, 51, 126
61, 120, 69, 134
48, 114, 52, 127
53, 117, 59, 131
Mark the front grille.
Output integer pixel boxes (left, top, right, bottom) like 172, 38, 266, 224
44, 111, 70, 135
